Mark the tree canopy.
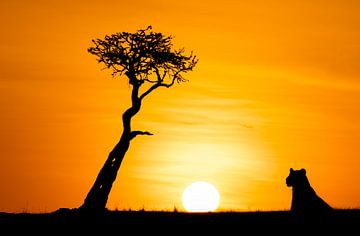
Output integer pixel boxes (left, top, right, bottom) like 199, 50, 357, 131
88, 26, 198, 99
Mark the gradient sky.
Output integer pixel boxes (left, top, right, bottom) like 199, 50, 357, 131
1, 0, 360, 212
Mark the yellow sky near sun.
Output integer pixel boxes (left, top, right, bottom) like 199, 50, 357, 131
1, 0, 360, 212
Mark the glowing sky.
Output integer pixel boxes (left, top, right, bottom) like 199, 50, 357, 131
1, 0, 360, 212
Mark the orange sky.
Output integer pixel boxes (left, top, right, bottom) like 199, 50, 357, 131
1, 0, 360, 212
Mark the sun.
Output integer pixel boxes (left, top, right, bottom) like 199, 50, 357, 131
182, 181, 220, 212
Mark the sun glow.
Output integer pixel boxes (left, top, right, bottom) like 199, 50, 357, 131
182, 181, 220, 212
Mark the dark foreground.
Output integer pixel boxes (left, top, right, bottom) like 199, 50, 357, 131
1, 209, 359, 235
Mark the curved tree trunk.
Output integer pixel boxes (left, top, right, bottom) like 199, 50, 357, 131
80, 82, 143, 213
80, 134, 131, 213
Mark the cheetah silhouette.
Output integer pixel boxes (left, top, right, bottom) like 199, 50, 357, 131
286, 168, 333, 217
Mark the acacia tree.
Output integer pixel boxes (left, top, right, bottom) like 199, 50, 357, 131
80, 26, 198, 213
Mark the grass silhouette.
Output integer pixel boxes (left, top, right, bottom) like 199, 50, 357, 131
1, 209, 359, 235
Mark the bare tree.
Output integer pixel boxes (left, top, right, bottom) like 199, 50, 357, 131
80, 26, 198, 213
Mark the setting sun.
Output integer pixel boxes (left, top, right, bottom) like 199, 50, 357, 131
182, 181, 220, 212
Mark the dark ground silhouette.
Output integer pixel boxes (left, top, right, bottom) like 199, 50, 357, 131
1, 209, 360, 235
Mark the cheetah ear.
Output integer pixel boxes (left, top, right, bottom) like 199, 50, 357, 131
290, 168, 294, 173
300, 168, 306, 175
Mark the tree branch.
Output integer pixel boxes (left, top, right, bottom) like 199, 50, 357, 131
143, 78, 158, 83
154, 67, 162, 82
130, 130, 153, 140
139, 70, 181, 101
161, 73, 178, 88
139, 82, 161, 100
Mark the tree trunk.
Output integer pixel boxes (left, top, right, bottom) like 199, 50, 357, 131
80, 82, 141, 213
79, 134, 130, 213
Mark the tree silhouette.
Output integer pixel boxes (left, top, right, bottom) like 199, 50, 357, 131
80, 26, 198, 213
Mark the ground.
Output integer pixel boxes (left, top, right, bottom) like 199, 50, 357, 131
1, 209, 359, 235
